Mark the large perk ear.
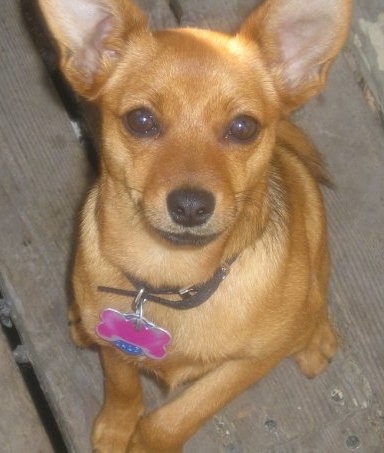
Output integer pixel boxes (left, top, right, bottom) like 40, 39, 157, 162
239, 0, 352, 113
38, 0, 149, 99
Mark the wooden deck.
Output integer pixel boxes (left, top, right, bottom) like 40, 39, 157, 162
1, 0, 383, 451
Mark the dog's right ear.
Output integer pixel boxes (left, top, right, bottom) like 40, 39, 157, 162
38, 0, 149, 99
238, 0, 352, 113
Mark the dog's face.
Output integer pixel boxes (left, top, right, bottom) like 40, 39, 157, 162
39, 0, 351, 255
99, 28, 278, 248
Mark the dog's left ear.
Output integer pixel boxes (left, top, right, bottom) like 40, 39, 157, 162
38, 0, 149, 99
239, 0, 352, 113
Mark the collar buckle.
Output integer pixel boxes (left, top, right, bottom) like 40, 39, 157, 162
178, 286, 196, 297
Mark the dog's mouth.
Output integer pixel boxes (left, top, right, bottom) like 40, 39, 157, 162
140, 187, 233, 247
155, 229, 220, 247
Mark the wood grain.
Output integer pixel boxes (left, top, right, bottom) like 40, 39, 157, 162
0, 332, 52, 453
136, 0, 178, 29
174, 0, 260, 32
347, 0, 384, 116
0, 0, 102, 450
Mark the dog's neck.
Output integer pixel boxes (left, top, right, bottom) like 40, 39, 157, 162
98, 255, 236, 311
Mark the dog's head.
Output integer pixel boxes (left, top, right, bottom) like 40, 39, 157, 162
39, 0, 351, 259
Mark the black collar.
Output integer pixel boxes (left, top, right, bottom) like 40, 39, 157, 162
98, 257, 236, 311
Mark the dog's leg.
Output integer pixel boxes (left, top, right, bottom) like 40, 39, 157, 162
68, 302, 94, 348
127, 357, 282, 453
93, 348, 145, 453
293, 312, 338, 379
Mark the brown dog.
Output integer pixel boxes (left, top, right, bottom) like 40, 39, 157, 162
39, 0, 352, 451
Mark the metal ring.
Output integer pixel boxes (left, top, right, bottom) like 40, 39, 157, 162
134, 288, 147, 328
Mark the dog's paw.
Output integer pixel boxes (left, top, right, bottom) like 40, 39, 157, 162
294, 320, 337, 378
92, 410, 134, 453
127, 431, 181, 453
92, 426, 130, 453
126, 417, 182, 453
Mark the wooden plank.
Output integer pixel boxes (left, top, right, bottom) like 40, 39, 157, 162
174, 0, 260, 32
347, 1, 384, 116
265, 408, 384, 452
135, 0, 178, 29
186, 351, 384, 451
0, 0, 103, 451
0, 331, 52, 453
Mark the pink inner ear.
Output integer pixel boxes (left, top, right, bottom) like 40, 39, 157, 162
71, 13, 116, 79
280, 19, 318, 61
278, 17, 331, 87
90, 15, 115, 55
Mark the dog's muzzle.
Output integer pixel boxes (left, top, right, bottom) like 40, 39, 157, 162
150, 188, 218, 246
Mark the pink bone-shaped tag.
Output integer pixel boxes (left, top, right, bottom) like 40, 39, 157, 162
96, 308, 171, 360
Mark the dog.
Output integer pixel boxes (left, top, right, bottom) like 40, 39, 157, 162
38, 0, 352, 451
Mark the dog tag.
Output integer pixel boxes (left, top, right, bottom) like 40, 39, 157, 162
96, 308, 171, 360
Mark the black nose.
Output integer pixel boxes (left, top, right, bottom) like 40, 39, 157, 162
167, 189, 215, 227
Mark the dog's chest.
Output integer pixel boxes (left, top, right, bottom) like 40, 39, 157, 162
142, 269, 281, 364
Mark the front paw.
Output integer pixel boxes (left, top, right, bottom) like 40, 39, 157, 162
127, 423, 181, 453
92, 408, 137, 453
294, 320, 338, 378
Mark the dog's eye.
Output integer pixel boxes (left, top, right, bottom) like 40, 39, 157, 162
123, 108, 160, 138
225, 115, 260, 143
